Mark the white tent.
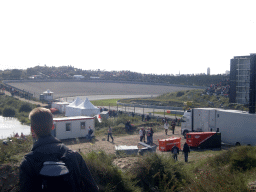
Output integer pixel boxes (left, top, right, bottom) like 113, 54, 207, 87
65, 97, 83, 116
65, 97, 100, 117
78, 98, 100, 116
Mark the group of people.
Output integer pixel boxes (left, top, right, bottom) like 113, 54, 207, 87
139, 127, 154, 145
19, 106, 192, 191
163, 120, 176, 135
14, 132, 26, 140
171, 142, 190, 162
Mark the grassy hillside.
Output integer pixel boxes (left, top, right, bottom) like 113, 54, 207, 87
120, 89, 248, 111
1, 135, 256, 191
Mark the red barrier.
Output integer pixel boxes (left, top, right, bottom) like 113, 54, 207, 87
158, 137, 181, 152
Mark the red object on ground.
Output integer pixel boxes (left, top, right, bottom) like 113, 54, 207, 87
186, 132, 215, 147
158, 137, 181, 152
50, 108, 58, 113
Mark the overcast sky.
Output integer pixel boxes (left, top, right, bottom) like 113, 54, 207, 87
1, 0, 256, 75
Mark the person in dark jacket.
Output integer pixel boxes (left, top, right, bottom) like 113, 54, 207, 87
19, 107, 99, 192
150, 128, 154, 145
171, 144, 179, 161
183, 142, 190, 162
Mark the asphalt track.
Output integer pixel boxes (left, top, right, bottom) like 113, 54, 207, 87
7, 81, 198, 100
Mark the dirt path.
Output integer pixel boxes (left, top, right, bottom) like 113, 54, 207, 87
64, 126, 185, 155
62, 126, 188, 170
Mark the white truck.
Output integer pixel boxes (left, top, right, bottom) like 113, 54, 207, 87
181, 108, 256, 146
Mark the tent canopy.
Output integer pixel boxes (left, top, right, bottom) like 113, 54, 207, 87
65, 97, 100, 117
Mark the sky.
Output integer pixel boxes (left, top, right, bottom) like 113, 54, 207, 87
1, 0, 256, 75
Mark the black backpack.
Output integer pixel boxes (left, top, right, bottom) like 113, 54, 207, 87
39, 160, 73, 192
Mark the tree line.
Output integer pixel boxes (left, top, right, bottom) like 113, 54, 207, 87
0, 66, 229, 87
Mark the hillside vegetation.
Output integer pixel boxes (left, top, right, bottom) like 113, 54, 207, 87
120, 89, 248, 111
1, 135, 256, 191
0, 95, 37, 124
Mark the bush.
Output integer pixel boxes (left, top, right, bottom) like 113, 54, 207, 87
83, 150, 138, 192
19, 103, 32, 112
3, 107, 16, 117
230, 146, 256, 172
129, 153, 188, 192
176, 91, 185, 97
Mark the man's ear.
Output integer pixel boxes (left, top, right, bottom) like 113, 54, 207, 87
52, 124, 55, 130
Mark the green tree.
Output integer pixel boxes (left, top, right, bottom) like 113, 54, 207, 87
3, 107, 16, 117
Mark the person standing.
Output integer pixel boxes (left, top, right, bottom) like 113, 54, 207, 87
20, 107, 99, 192
150, 128, 154, 145
146, 128, 151, 145
183, 142, 190, 162
107, 126, 114, 142
142, 127, 146, 142
139, 128, 144, 142
171, 120, 176, 134
88, 126, 93, 141
171, 144, 179, 161
164, 121, 169, 135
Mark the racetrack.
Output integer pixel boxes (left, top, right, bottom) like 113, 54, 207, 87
7, 81, 198, 100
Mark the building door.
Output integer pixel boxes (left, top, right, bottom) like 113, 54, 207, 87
80, 121, 86, 137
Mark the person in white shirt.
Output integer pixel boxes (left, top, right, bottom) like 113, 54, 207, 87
139, 128, 144, 142
164, 121, 169, 135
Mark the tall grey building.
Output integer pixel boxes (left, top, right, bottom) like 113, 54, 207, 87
230, 53, 256, 113
207, 67, 210, 75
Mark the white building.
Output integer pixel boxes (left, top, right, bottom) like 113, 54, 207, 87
52, 116, 95, 140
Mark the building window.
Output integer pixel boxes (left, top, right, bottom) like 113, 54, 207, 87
81, 122, 85, 129
66, 123, 71, 131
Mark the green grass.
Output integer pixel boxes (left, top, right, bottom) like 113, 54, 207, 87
119, 89, 248, 111
91, 99, 119, 106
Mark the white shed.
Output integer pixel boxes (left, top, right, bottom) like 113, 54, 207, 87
43, 89, 54, 101
52, 116, 95, 140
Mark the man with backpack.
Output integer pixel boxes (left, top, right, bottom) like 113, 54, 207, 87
88, 126, 93, 141
171, 144, 179, 161
19, 107, 99, 192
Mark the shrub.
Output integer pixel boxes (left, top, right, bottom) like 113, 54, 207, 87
230, 146, 256, 172
3, 107, 16, 117
176, 91, 185, 97
83, 150, 138, 192
19, 103, 32, 112
129, 153, 188, 192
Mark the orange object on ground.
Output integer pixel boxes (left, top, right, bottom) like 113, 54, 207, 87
158, 137, 181, 152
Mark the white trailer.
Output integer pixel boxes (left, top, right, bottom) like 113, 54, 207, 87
52, 116, 95, 140
181, 108, 256, 146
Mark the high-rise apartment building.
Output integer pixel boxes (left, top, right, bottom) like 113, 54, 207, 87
229, 53, 256, 113
207, 67, 210, 75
